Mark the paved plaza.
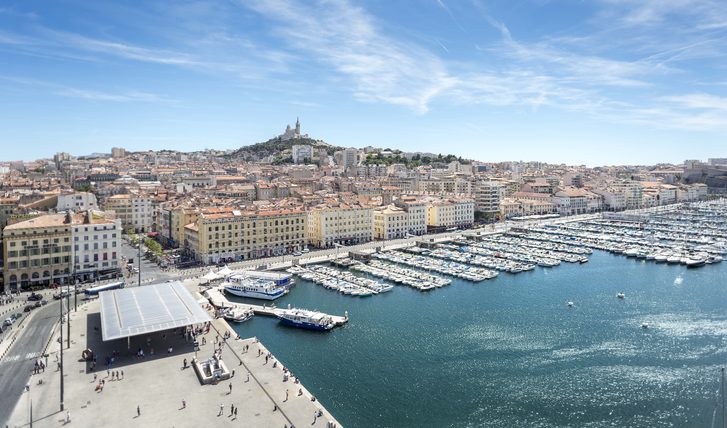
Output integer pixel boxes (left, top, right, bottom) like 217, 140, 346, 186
7, 279, 341, 428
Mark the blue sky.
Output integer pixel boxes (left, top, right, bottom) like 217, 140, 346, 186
1, 0, 726, 166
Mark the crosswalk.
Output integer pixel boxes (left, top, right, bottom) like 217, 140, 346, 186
1, 351, 41, 364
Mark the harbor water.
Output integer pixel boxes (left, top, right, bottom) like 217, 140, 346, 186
229, 250, 727, 427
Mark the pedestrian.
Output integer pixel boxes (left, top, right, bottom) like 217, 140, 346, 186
65, 410, 71, 424
137, 405, 140, 417
234, 408, 238, 418
121, 370, 124, 379
218, 403, 224, 416
228, 383, 232, 394
232, 369, 235, 378
182, 399, 186, 409
313, 411, 318, 424
183, 358, 187, 369
93, 373, 97, 382
246, 373, 250, 382
230, 404, 234, 416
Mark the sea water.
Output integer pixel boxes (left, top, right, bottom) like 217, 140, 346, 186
230, 251, 727, 427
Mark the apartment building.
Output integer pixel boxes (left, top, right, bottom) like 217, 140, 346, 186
553, 187, 602, 215
394, 197, 427, 236
71, 211, 122, 282
184, 208, 307, 264
157, 203, 199, 248
307, 202, 373, 248
426, 197, 475, 230
474, 180, 505, 217
2, 213, 72, 291
56, 191, 98, 212
103, 193, 153, 232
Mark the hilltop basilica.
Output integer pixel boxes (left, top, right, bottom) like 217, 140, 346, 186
279, 118, 309, 141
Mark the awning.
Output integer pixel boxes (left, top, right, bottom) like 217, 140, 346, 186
216, 265, 233, 276
100, 281, 212, 341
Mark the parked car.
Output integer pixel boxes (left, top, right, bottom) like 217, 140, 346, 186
27, 292, 43, 301
33, 301, 42, 308
3, 318, 13, 327
53, 291, 70, 300
11, 313, 22, 320
40, 300, 48, 306
293, 252, 302, 257
24, 304, 35, 312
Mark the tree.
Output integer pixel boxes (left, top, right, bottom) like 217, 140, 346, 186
144, 237, 163, 257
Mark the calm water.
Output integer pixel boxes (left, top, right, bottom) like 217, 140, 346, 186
230, 251, 727, 428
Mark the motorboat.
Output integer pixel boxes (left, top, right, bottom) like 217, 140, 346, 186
617, 292, 625, 299
567, 301, 574, 308
222, 307, 254, 323
277, 308, 335, 331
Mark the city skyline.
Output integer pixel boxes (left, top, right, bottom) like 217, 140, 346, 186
1, 0, 726, 165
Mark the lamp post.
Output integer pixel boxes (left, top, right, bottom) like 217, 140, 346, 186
59, 295, 64, 412
138, 235, 142, 286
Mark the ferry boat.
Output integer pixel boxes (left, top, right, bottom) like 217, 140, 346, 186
277, 308, 335, 331
222, 274, 289, 300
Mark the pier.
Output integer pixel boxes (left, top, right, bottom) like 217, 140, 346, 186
204, 286, 349, 327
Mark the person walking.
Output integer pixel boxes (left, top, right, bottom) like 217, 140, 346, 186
229, 404, 234, 417
137, 405, 140, 417
182, 399, 186, 409
228, 383, 232, 394
234, 407, 238, 418
65, 410, 71, 424
218, 403, 224, 416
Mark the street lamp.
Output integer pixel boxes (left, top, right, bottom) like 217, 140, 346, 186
59, 295, 64, 412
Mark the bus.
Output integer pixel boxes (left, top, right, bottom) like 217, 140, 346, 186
84, 281, 125, 296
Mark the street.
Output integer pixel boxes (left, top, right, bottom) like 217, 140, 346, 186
0, 300, 63, 426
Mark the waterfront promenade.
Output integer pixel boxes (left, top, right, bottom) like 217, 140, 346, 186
6, 278, 341, 428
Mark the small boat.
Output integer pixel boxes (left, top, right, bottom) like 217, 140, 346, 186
685, 258, 706, 268
567, 301, 574, 308
222, 307, 254, 323
617, 292, 625, 299
641, 322, 649, 329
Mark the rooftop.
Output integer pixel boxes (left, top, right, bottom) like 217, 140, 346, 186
100, 281, 212, 341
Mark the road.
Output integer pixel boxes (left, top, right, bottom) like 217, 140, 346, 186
0, 300, 63, 426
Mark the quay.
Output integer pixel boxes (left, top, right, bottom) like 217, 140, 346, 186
6, 279, 343, 428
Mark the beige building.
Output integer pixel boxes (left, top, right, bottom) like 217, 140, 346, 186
3, 213, 72, 290
425, 197, 475, 230
307, 202, 373, 248
103, 193, 154, 233
184, 208, 307, 264
373, 204, 409, 240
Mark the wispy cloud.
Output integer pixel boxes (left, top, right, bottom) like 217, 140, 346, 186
0, 75, 175, 104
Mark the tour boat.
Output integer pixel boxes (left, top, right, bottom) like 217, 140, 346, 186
222, 274, 288, 300
277, 308, 336, 331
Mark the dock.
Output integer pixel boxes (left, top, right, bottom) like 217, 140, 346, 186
204, 286, 349, 327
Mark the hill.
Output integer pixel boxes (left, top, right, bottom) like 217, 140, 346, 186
227, 137, 342, 164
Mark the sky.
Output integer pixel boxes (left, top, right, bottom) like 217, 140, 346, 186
1, 0, 726, 166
